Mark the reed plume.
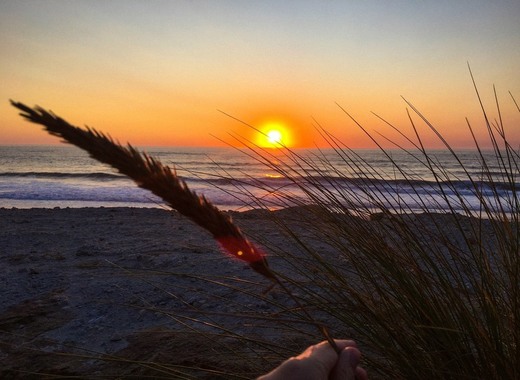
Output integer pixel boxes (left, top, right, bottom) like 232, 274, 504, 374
10, 100, 274, 280
10, 100, 340, 354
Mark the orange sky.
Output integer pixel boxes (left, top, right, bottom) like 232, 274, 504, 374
1, 1, 519, 149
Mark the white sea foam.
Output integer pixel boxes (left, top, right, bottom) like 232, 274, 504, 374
0, 145, 516, 215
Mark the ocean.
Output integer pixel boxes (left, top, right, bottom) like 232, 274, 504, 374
0, 145, 517, 216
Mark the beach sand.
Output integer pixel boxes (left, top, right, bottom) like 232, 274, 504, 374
0, 207, 493, 378
1, 207, 330, 378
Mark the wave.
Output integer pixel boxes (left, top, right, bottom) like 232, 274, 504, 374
0, 171, 124, 180
2, 170, 517, 193
206, 174, 519, 193
1, 167, 517, 215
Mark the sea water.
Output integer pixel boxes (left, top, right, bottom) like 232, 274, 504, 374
0, 145, 517, 215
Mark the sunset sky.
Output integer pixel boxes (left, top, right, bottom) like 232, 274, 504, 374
1, 1, 519, 148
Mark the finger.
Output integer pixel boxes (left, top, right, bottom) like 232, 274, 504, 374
334, 339, 358, 351
330, 347, 361, 380
356, 366, 369, 380
297, 340, 357, 372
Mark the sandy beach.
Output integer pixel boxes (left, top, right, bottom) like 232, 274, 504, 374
0, 206, 501, 378
1, 207, 333, 378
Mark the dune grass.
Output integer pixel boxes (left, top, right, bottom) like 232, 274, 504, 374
223, 76, 518, 379
9, 72, 519, 378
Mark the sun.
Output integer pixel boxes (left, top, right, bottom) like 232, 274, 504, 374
257, 121, 291, 148
267, 129, 283, 145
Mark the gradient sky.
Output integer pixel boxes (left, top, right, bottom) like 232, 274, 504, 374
1, 1, 519, 148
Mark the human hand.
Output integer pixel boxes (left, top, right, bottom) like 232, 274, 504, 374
258, 340, 368, 380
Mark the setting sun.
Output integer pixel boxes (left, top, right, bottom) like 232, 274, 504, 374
257, 121, 291, 148
267, 130, 282, 145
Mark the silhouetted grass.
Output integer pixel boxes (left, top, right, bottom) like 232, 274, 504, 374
225, 72, 519, 379
8, 71, 519, 378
